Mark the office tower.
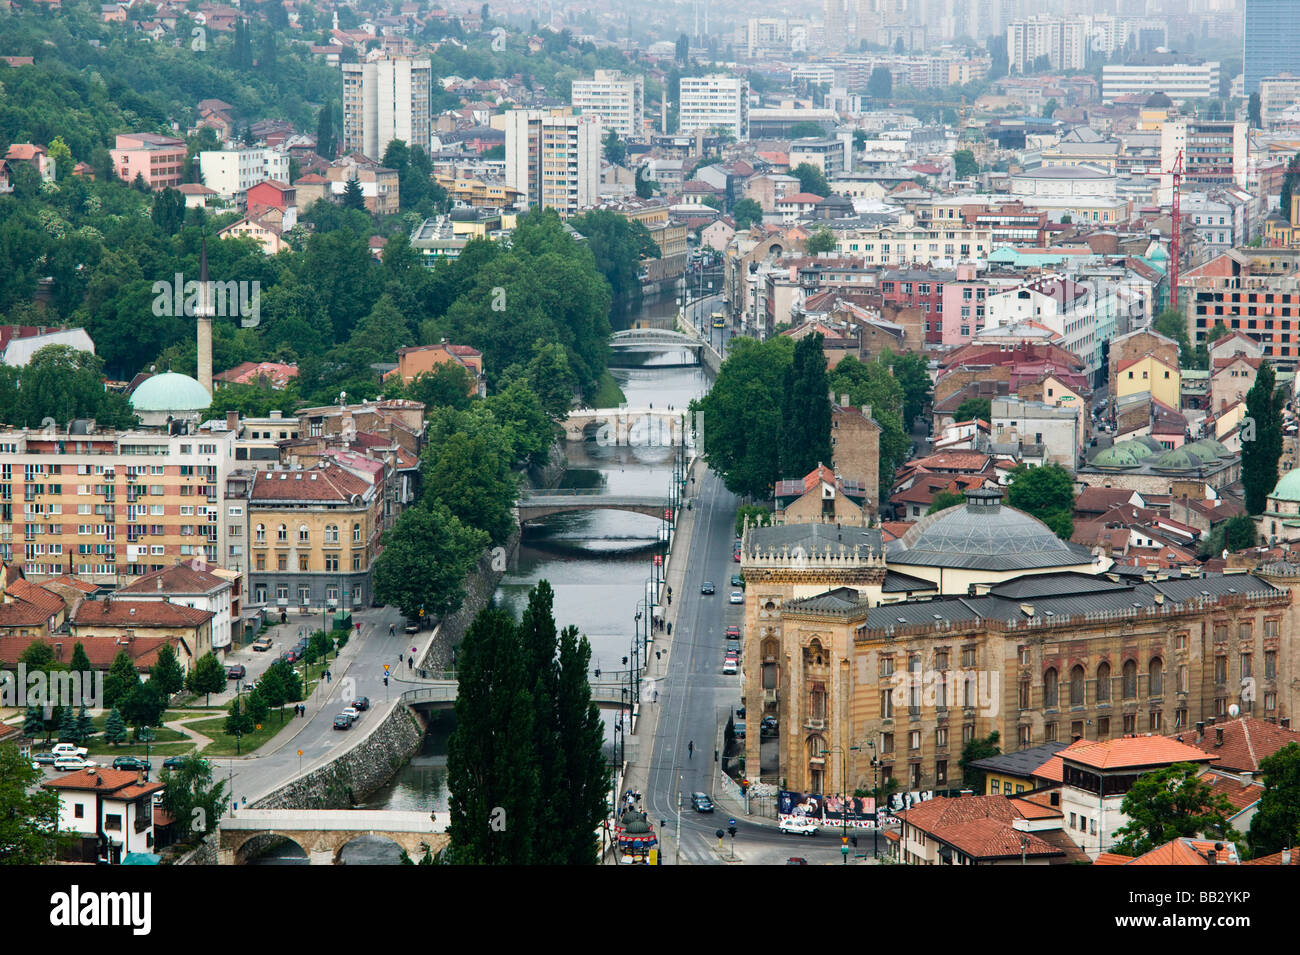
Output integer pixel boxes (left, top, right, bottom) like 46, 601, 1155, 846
571, 70, 645, 140
1244, 0, 1300, 95
504, 110, 602, 217
678, 75, 750, 140
825, 0, 848, 51
341, 57, 432, 161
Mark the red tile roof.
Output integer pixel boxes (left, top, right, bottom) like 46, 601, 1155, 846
1061, 736, 1214, 771
250, 463, 373, 504
1245, 848, 1300, 865
0, 634, 178, 672
929, 816, 1063, 860
1202, 770, 1263, 815
72, 599, 214, 628
1127, 838, 1240, 866
119, 563, 229, 596
1093, 851, 1135, 865
1169, 717, 1300, 773
42, 767, 164, 800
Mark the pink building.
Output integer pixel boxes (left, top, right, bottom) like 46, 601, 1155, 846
109, 133, 187, 190
939, 263, 1023, 347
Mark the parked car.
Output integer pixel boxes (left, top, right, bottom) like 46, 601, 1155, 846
251, 636, 274, 652
54, 756, 92, 771
227, 664, 246, 680
700, 580, 715, 595
786, 857, 809, 864
333, 715, 352, 730
722, 658, 738, 675
280, 649, 299, 664
724, 625, 741, 638
733, 720, 746, 739
162, 756, 187, 770
32, 752, 56, 765
112, 756, 150, 772
731, 574, 744, 589
761, 716, 779, 735
352, 696, 370, 711
729, 591, 744, 604
691, 792, 715, 813
779, 816, 819, 837
51, 743, 88, 759
340, 707, 360, 724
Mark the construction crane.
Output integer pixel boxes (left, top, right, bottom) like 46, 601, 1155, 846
1167, 149, 1183, 308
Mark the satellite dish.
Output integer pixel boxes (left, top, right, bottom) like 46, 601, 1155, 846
1228, 703, 1240, 718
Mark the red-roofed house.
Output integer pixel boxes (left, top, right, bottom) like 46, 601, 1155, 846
895, 794, 1068, 865
43, 768, 165, 864
775, 192, 826, 222
773, 464, 872, 526
246, 180, 298, 229
69, 598, 214, 670
118, 561, 234, 652
213, 361, 299, 391
1170, 716, 1300, 773
3, 143, 54, 181
382, 342, 485, 397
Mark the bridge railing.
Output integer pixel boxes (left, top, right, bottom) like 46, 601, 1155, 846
521, 487, 608, 497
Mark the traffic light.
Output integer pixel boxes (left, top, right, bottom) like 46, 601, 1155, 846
383, 676, 389, 686
851, 835, 859, 848
728, 825, 737, 838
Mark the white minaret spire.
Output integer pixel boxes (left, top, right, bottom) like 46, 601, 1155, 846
196, 237, 214, 396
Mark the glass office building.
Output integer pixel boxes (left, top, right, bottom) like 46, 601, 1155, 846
1245, 0, 1300, 94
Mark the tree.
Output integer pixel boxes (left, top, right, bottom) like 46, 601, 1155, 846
603, 130, 625, 167
788, 121, 828, 139
58, 707, 78, 743
225, 694, 253, 737
867, 66, 892, 99
553, 621, 608, 863
342, 176, 366, 211
23, 705, 45, 740
1006, 464, 1075, 539
927, 490, 966, 514
119, 681, 167, 731
779, 333, 833, 479
151, 188, 186, 235
104, 650, 140, 709
316, 101, 337, 159
828, 354, 910, 488
568, 208, 659, 312
69, 642, 91, 675
424, 431, 519, 546
373, 502, 489, 621
731, 197, 762, 230
19, 641, 54, 669
149, 643, 185, 697
1154, 308, 1195, 369
47, 137, 72, 181
0, 744, 64, 863
186, 653, 227, 706
735, 504, 773, 537
1249, 91, 1262, 129
958, 731, 1000, 792
805, 227, 837, 255
160, 754, 228, 844
1247, 743, 1300, 857
1112, 763, 1237, 857
790, 162, 830, 197
888, 351, 932, 429
244, 686, 269, 726
1043, 98, 1058, 118
75, 706, 93, 743
955, 397, 991, 422
1243, 359, 1283, 515
103, 708, 128, 747
446, 608, 538, 864
1200, 514, 1259, 556
952, 149, 978, 179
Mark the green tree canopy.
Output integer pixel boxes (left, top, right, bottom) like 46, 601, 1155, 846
955, 397, 991, 422
1247, 743, 1300, 857
828, 355, 910, 489
1112, 763, 1237, 857
0, 744, 65, 863
1243, 359, 1283, 515
185, 653, 227, 706
160, 754, 228, 844
790, 162, 830, 197
373, 501, 490, 620
149, 642, 185, 697
959, 731, 1000, 792
952, 149, 978, 179
805, 226, 837, 255
1006, 463, 1075, 539
731, 197, 762, 230
779, 333, 833, 479
927, 490, 966, 514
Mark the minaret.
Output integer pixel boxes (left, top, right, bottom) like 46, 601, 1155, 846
197, 238, 214, 396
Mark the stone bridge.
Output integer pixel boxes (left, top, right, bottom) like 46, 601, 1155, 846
610, 328, 704, 351
516, 488, 673, 524
218, 809, 449, 865
562, 406, 694, 443
399, 678, 633, 709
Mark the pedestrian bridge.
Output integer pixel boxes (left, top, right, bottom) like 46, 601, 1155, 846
610, 329, 704, 350
218, 809, 449, 865
399, 678, 631, 710
562, 406, 694, 442
516, 488, 672, 524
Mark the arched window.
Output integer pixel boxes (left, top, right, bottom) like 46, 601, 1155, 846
810, 683, 827, 721
276, 523, 287, 541
1096, 661, 1111, 702
255, 523, 265, 543
1148, 658, 1163, 697
1070, 665, 1085, 706
353, 523, 362, 543
325, 524, 339, 543
1043, 668, 1059, 708
298, 524, 310, 544
1122, 660, 1138, 699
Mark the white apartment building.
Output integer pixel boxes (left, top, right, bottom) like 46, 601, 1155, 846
678, 75, 750, 140
342, 57, 432, 161
1102, 62, 1220, 104
1007, 16, 1088, 73
44, 769, 165, 865
1159, 119, 1247, 203
1259, 73, 1300, 126
830, 212, 993, 266
503, 109, 601, 217
198, 148, 291, 199
986, 276, 1101, 379
571, 70, 644, 140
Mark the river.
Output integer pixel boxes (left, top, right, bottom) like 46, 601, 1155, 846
327, 295, 710, 863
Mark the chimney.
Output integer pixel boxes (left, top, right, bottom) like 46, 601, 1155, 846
226, 410, 239, 433
157, 577, 163, 591
1284, 848, 1293, 866
1195, 720, 1205, 741
137, 769, 147, 786
1215, 726, 1223, 746
840, 393, 850, 407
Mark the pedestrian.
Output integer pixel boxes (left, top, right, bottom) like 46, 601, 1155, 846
408, 657, 413, 671
653, 689, 659, 703
667, 622, 672, 637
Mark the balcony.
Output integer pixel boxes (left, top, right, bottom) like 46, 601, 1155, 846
805, 718, 825, 731
763, 688, 778, 704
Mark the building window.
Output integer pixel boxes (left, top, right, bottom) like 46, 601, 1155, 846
1019, 679, 1030, 709
1122, 660, 1138, 699
1018, 725, 1032, 747
1069, 665, 1085, 706
935, 727, 947, 749
325, 524, 339, 543
353, 523, 362, 543
277, 524, 287, 542
255, 524, 265, 543
1148, 658, 1163, 697
1214, 655, 1227, 684
1241, 653, 1252, 679
298, 555, 309, 572
881, 733, 894, 754
908, 730, 920, 751
255, 555, 265, 572
1265, 650, 1276, 679
880, 689, 894, 719
1149, 710, 1163, 732
1043, 668, 1058, 708
936, 761, 947, 786
879, 656, 894, 678
962, 724, 975, 744
1239, 622, 1252, 643
299, 586, 310, 606
298, 525, 310, 544
1123, 714, 1136, 734
325, 554, 339, 572
277, 555, 287, 572
1097, 716, 1110, 739
1044, 722, 1057, 742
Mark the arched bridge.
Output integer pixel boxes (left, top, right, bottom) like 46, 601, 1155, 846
218, 809, 449, 865
562, 406, 695, 443
610, 329, 704, 350
399, 677, 634, 709
517, 488, 673, 524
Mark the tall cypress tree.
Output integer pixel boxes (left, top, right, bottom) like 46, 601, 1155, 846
446, 608, 538, 864
780, 332, 833, 479
518, 582, 562, 862
554, 624, 609, 864
1243, 359, 1282, 515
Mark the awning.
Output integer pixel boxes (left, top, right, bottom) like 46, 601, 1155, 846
122, 852, 161, 865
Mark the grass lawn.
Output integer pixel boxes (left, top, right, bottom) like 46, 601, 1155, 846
189, 708, 300, 757
592, 370, 626, 408
85, 741, 194, 758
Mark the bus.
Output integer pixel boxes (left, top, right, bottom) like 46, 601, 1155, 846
711, 312, 725, 328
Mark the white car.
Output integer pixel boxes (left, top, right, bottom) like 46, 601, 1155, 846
53, 755, 94, 771
779, 816, 819, 837
51, 743, 88, 759
341, 707, 360, 723
729, 591, 744, 604
722, 658, 738, 675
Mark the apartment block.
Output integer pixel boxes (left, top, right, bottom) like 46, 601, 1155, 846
0, 423, 237, 587
108, 133, 187, 190
1258, 73, 1300, 125
1102, 62, 1220, 105
678, 75, 750, 140
571, 70, 644, 140
503, 109, 601, 217
1160, 119, 1247, 199
341, 57, 432, 161
198, 147, 292, 199
1006, 16, 1087, 74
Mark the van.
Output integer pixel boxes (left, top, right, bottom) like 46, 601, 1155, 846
54, 755, 92, 771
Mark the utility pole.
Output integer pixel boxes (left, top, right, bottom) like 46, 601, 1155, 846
676, 776, 683, 865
